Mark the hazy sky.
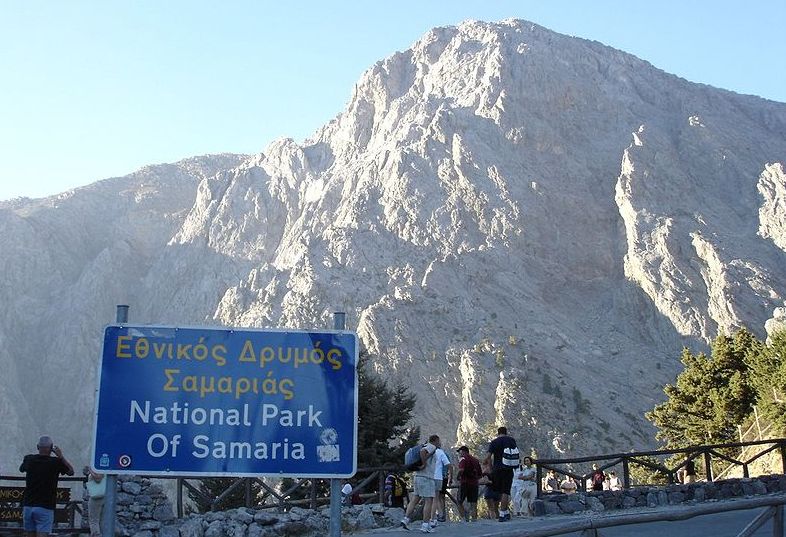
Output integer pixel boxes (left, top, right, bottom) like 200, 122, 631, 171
2, 1, 784, 201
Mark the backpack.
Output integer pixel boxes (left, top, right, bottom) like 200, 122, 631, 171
392, 476, 406, 498
404, 444, 425, 471
501, 438, 520, 467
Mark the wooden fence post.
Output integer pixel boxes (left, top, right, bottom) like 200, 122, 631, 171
704, 451, 714, 482
177, 478, 183, 518
622, 458, 630, 490
536, 465, 543, 497
780, 443, 786, 474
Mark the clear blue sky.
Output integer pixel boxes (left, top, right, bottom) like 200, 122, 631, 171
1, 1, 784, 201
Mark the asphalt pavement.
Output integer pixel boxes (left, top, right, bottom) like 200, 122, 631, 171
355, 501, 785, 537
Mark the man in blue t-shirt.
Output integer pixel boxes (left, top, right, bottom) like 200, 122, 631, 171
483, 426, 519, 522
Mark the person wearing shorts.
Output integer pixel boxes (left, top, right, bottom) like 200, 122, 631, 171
401, 435, 439, 533
431, 445, 452, 524
478, 467, 500, 519
483, 426, 518, 522
456, 446, 481, 522
19, 436, 74, 537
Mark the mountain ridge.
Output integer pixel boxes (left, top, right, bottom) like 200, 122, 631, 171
1, 19, 785, 469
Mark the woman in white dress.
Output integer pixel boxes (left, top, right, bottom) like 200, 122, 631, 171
517, 457, 537, 516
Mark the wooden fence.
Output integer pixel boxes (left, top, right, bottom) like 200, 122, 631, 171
0, 475, 88, 535
176, 465, 395, 515
534, 437, 786, 496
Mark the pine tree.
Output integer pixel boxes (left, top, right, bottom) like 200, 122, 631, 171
646, 329, 759, 448
748, 329, 786, 432
356, 350, 420, 468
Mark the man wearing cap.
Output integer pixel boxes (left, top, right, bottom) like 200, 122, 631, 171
19, 436, 75, 537
455, 445, 481, 522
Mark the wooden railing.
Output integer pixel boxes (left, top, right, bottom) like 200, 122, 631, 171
534, 437, 786, 497
176, 465, 397, 515
0, 475, 88, 535
715, 408, 775, 480
3, 438, 785, 532
177, 439, 786, 515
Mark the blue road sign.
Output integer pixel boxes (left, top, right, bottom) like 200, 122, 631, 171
91, 325, 358, 477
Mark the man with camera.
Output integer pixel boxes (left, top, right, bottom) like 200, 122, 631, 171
19, 436, 75, 537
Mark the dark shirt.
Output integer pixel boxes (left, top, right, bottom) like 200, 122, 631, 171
591, 470, 605, 490
458, 454, 481, 486
19, 455, 69, 509
685, 460, 696, 475
487, 435, 517, 470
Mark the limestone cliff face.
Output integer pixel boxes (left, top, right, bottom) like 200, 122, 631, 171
757, 163, 786, 252
2, 20, 786, 468
0, 154, 247, 465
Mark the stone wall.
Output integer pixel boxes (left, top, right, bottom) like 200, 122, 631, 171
91, 476, 177, 537
102, 475, 786, 536
539, 474, 786, 515
176, 505, 405, 537
101, 477, 404, 537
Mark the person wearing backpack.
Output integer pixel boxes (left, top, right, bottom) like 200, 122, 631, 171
384, 471, 409, 508
400, 434, 439, 533
455, 445, 481, 522
482, 426, 519, 522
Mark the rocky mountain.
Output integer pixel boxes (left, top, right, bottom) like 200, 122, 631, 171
2, 19, 785, 470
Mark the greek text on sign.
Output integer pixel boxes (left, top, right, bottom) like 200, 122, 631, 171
92, 325, 358, 477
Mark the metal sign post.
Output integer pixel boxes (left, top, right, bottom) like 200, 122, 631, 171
329, 311, 347, 537
100, 304, 127, 537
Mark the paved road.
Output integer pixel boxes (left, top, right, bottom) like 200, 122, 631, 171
358, 505, 783, 536
559, 509, 780, 536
